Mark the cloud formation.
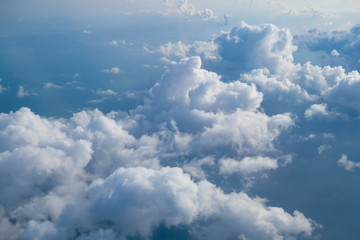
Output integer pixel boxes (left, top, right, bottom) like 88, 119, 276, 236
0, 53, 314, 239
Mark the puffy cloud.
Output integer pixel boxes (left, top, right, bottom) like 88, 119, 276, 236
158, 40, 219, 61
159, 41, 191, 58
304, 103, 330, 119
338, 154, 360, 171
132, 57, 293, 155
331, 49, 340, 57
148, 57, 262, 114
240, 68, 317, 103
322, 70, 360, 112
21, 167, 315, 240
101, 67, 123, 74
215, 21, 297, 74
0, 53, 313, 239
196, 109, 293, 154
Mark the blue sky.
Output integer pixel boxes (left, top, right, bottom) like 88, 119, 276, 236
1, 1, 360, 240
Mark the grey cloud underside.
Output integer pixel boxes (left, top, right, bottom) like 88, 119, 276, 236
4, 20, 360, 240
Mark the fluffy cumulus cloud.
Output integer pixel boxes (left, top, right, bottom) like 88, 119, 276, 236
215, 21, 297, 75
322, 70, 360, 113
0, 50, 316, 239
21, 167, 314, 240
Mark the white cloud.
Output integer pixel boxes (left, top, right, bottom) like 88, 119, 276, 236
157, 40, 219, 61
338, 154, 360, 171
149, 57, 263, 114
304, 103, 329, 119
219, 156, 278, 175
331, 49, 340, 57
101, 67, 123, 74
17, 86, 31, 98
284, 7, 330, 17
168, 0, 227, 23
182, 156, 215, 179
21, 167, 316, 240
95, 89, 117, 95
318, 144, 331, 154
109, 40, 118, 46
241, 68, 317, 103
159, 41, 191, 58
83, 30, 91, 34
215, 21, 297, 75
43, 82, 63, 89
0, 43, 320, 239
322, 70, 360, 112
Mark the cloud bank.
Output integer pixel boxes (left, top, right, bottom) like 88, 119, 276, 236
0, 53, 315, 239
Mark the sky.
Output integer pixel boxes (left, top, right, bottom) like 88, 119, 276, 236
0, 0, 360, 239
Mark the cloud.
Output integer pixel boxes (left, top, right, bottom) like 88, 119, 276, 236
157, 40, 219, 61
338, 154, 360, 171
1, 31, 327, 239
101, 67, 123, 74
148, 57, 263, 114
297, 24, 360, 71
109, 40, 118, 46
20, 167, 315, 240
284, 7, 330, 17
43, 82, 63, 89
331, 49, 340, 57
240, 68, 317, 103
322, 70, 360, 113
219, 156, 278, 175
159, 41, 191, 58
304, 103, 338, 119
215, 21, 297, 75
164, 0, 227, 23
318, 144, 331, 155
17, 86, 32, 98
182, 156, 215, 179
0, 78, 5, 93
95, 89, 117, 95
